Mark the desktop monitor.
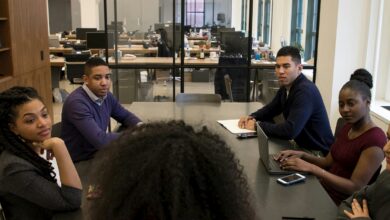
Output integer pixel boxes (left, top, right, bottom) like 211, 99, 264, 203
76, 28, 98, 40
86, 32, 114, 49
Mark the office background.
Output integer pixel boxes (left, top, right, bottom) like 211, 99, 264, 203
0, 0, 389, 132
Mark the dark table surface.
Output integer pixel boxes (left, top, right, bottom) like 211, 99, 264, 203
54, 102, 337, 220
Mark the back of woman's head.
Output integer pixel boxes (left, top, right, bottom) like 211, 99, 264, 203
0, 86, 55, 182
341, 68, 373, 100
89, 120, 255, 220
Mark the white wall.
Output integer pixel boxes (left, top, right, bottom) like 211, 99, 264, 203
316, 0, 377, 131
231, 0, 242, 30
270, 0, 291, 53
79, 0, 100, 28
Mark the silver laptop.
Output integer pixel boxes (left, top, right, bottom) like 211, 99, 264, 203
256, 122, 293, 175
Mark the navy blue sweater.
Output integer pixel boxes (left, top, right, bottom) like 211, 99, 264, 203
61, 87, 141, 162
251, 74, 333, 154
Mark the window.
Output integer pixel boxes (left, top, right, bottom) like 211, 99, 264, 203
373, 0, 390, 103
263, 0, 271, 45
257, 0, 264, 40
241, 0, 248, 31
304, 0, 319, 61
186, 0, 205, 27
290, 0, 303, 47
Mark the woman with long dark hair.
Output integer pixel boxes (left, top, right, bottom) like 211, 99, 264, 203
0, 86, 82, 219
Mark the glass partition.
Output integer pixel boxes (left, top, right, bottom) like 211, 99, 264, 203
48, 0, 320, 103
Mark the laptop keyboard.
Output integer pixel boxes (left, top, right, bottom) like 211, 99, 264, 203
269, 154, 282, 170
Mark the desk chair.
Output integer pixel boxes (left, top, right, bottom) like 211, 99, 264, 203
72, 44, 87, 51
64, 54, 90, 84
224, 74, 233, 102
214, 56, 248, 102
176, 93, 222, 103
65, 62, 85, 84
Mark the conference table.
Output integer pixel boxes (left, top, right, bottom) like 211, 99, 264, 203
54, 102, 337, 220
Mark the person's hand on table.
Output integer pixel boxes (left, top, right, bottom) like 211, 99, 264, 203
274, 150, 305, 162
238, 116, 256, 130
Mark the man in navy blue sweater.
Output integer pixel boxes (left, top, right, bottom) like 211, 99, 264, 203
239, 46, 333, 154
61, 57, 142, 162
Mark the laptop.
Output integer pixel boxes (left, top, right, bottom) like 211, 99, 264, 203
256, 122, 293, 175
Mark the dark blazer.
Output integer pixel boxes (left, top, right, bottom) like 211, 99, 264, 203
0, 150, 81, 220
251, 74, 334, 154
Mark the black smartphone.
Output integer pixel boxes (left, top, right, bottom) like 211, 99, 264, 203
236, 133, 257, 139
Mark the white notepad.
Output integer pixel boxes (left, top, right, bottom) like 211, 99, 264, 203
217, 119, 255, 134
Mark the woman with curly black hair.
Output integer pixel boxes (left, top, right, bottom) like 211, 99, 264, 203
88, 120, 256, 220
0, 86, 82, 219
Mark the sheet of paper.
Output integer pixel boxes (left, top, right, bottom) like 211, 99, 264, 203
217, 119, 256, 134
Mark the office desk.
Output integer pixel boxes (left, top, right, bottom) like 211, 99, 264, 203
89, 46, 158, 56
54, 102, 336, 220
49, 47, 74, 55
49, 57, 277, 68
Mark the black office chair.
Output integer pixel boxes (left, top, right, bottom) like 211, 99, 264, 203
214, 56, 248, 102
224, 74, 233, 102
72, 44, 87, 51
176, 93, 222, 103
64, 54, 90, 84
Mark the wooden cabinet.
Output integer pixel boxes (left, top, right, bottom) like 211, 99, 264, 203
0, 0, 53, 116
0, 0, 12, 78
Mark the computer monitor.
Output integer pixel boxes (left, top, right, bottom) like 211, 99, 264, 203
86, 32, 114, 49
76, 28, 98, 40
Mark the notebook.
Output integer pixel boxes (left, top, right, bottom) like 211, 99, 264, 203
256, 122, 293, 175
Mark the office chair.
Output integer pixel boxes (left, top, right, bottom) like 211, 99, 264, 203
71, 44, 87, 51
175, 93, 222, 103
214, 56, 248, 102
64, 54, 90, 84
224, 74, 233, 102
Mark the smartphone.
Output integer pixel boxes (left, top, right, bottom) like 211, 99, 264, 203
236, 133, 257, 139
277, 173, 306, 185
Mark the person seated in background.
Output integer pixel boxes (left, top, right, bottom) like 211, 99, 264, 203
87, 120, 256, 220
275, 69, 387, 205
0, 87, 82, 219
156, 28, 172, 57
238, 46, 333, 155
61, 57, 142, 162
337, 125, 390, 220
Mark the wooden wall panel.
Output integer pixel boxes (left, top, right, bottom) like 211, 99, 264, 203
10, 0, 50, 75
0, 0, 53, 118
